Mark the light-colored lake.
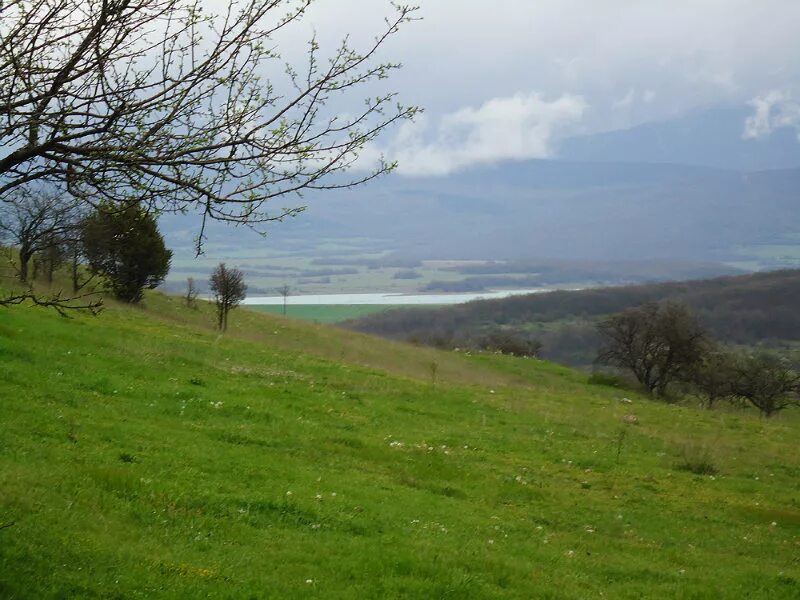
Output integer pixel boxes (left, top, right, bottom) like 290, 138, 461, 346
243, 288, 558, 306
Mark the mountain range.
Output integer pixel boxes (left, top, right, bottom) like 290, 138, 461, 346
162, 106, 800, 278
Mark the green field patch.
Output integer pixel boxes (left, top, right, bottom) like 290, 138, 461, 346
248, 304, 408, 323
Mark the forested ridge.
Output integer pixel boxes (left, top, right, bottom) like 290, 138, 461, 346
345, 269, 800, 365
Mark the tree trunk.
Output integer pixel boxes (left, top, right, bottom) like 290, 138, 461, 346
217, 302, 225, 331
18, 249, 31, 282
71, 250, 79, 293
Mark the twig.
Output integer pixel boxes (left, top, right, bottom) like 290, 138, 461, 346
0, 288, 103, 317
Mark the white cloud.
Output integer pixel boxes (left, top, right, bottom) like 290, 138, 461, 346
210, 0, 800, 173
379, 93, 587, 177
743, 90, 800, 140
613, 89, 636, 111
300, 0, 800, 135
612, 88, 658, 111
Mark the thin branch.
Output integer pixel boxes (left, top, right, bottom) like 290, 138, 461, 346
0, 288, 103, 316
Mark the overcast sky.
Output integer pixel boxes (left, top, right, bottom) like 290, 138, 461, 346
275, 0, 800, 175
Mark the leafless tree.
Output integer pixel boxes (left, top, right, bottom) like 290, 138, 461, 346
41, 242, 62, 283
0, 0, 419, 255
65, 233, 97, 295
688, 348, 738, 409
0, 287, 102, 317
277, 283, 291, 315
596, 302, 709, 397
0, 188, 79, 282
185, 277, 199, 308
209, 262, 246, 331
730, 353, 800, 417
0, 189, 101, 314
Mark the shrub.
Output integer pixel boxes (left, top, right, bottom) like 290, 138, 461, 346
393, 269, 422, 280
676, 444, 718, 475
473, 330, 542, 357
81, 203, 172, 302
587, 371, 632, 389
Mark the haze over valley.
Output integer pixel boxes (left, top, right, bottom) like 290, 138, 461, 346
162, 107, 800, 296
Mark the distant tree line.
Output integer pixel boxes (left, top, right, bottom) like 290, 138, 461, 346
1, 189, 172, 311
406, 326, 543, 359
421, 276, 544, 293
1, 190, 255, 332
594, 301, 800, 417
310, 256, 423, 269
438, 259, 741, 283
344, 269, 800, 366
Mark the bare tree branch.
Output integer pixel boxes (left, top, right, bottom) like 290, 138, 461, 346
0, 187, 81, 282
0, 287, 103, 316
0, 1, 420, 253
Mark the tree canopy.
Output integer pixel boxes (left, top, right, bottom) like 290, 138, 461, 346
81, 203, 172, 302
209, 262, 247, 331
596, 302, 709, 397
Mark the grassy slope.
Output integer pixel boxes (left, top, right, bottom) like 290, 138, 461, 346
247, 304, 399, 324
0, 293, 799, 599
247, 304, 446, 325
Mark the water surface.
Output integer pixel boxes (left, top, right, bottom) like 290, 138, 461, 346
243, 288, 555, 306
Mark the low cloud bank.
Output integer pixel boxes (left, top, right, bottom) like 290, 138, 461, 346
363, 92, 587, 177
744, 90, 800, 140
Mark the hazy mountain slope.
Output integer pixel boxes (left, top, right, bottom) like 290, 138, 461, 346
162, 162, 800, 268
558, 107, 800, 171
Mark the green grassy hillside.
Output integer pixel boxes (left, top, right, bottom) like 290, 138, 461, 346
248, 304, 400, 324
1, 293, 799, 598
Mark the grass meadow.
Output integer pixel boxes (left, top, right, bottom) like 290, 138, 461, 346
247, 304, 399, 324
0, 291, 798, 598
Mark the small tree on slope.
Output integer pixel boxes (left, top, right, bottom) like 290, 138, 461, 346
596, 302, 709, 398
81, 204, 172, 303
730, 353, 800, 417
0, 188, 79, 283
210, 264, 247, 332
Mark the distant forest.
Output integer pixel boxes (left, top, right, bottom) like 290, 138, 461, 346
344, 269, 800, 367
